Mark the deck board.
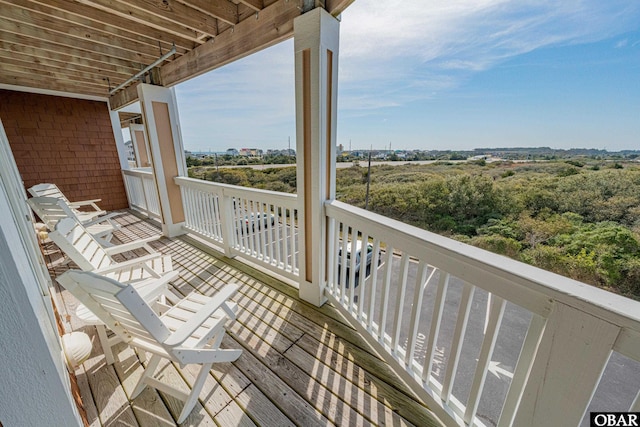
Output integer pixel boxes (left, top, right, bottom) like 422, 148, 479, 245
47, 211, 442, 427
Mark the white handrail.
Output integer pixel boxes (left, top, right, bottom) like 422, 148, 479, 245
324, 199, 640, 427
175, 176, 299, 281
122, 168, 161, 219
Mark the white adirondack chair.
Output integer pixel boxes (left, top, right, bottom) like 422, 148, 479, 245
27, 196, 120, 246
28, 182, 105, 219
50, 217, 178, 364
57, 270, 242, 424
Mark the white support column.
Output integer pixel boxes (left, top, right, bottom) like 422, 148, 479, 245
294, 8, 339, 306
129, 123, 151, 168
138, 84, 187, 237
512, 302, 619, 426
108, 107, 131, 171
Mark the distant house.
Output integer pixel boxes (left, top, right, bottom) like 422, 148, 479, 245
239, 148, 263, 157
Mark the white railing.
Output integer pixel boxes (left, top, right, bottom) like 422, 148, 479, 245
122, 168, 161, 219
325, 200, 640, 427
175, 177, 299, 281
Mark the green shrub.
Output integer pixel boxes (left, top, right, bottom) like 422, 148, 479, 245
470, 235, 522, 257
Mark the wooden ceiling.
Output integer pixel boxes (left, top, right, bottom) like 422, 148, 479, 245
0, 0, 353, 107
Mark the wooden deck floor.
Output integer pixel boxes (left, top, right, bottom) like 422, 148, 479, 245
46, 211, 442, 427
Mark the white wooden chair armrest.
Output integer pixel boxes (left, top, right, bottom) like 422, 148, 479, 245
72, 210, 105, 221
136, 271, 179, 301
93, 253, 166, 276
163, 284, 239, 347
103, 235, 160, 256
171, 348, 243, 365
69, 199, 102, 209
82, 212, 123, 228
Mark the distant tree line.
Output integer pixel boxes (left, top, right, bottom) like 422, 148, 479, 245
189, 159, 640, 299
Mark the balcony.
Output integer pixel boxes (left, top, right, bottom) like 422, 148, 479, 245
45, 210, 438, 426
62, 172, 636, 427
1, 2, 639, 425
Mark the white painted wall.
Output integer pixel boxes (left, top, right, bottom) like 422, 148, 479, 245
0, 119, 81, 426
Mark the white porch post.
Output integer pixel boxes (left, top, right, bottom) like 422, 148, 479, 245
137, 84, 187, 237
130, 123, 152, 168
108, 107, 131, 171
294, 8, 339, 306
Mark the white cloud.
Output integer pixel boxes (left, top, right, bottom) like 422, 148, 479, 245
175, 0, 640, 150
338, 0, 640, 110
615, 39, 629, 48
175, 42, 295, 150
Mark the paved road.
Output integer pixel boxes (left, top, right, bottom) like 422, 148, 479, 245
238, 228, 639, 426
354, 254, 640, 426
212, 158, 535, 171
218, 160, 447, 170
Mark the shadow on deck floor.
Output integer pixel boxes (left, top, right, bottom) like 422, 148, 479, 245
45, 211, 442, 427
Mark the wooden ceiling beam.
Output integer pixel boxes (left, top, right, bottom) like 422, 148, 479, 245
0, 19, 155, 64
160, 0, 300, 86
0, 74, 108, 98
108, 0, 219, 37
325, 0, 355, 17
0, 46, 130, 81
5, 0, 190, 56
0, 32, 141, 74
178, 0, 238, 26
0, 61, 111, 89
237, 0, 263, 13
0, 39, 138, 75
74, 0, 203, 43
26, 0, 198, 50
109, 82, 141, 110
0, 66, 108, 92
0, 2, 181, 61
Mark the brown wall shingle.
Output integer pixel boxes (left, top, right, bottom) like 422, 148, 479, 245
0, 90, 128, 211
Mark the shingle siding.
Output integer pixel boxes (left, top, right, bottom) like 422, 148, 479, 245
0, 89, 128, 211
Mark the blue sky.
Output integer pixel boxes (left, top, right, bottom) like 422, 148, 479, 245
174, 0, 640, 153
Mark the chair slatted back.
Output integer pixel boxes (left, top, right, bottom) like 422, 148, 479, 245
57, 270, 171, 345
49, 217, 112, 271
27, 196, 74, 230
28, 183, 70, 203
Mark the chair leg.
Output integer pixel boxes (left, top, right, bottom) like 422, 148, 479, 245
95, 325, 115, 365
177, 363, 213, 424
135, 347, 147, 364
132, 354, 162, 398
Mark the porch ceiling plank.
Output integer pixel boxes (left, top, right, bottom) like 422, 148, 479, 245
0, 64, 110, 91
237, 0, 263, 12
24, 0, 198, 51
74, 0, 203, 44
0, 31, 144, 72
325, 0, 355, 17
0, 0, 355, 98
4, 0, 190, 58
0, 55, 128, 87
109, 0, 220, 37
0, 39, 139, 76
177, 0, 239, 26
0, 47, 130, 80
160, 0, 300, 86
0, 18, 156, 65
0, 2, 182, 62
236, 3, 261, 22
0, 74, 108, 98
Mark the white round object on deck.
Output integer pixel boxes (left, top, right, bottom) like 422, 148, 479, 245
61, 331, 92, 369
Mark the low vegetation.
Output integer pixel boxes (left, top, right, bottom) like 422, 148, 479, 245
189, 160, 640, 299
